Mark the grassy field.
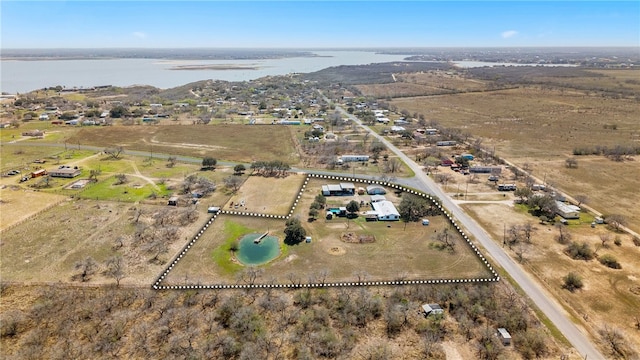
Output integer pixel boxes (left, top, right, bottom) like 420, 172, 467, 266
356, 70, 491, 98
76, 176, 170, 202
65, 124, 300, 163
385, 85, 640, 233
164, 178, 491, 286
461, 202, 640, 352
226, 173, 305, 215
0, 187, 68, 231
0, 121, 79, 143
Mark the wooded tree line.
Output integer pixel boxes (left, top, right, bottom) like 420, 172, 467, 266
0, 282, 574, 360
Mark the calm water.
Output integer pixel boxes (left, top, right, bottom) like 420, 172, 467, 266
1, 51, 409, 94
236, 234, 280, 266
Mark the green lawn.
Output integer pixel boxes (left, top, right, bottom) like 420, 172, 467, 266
77, 176, 169, 202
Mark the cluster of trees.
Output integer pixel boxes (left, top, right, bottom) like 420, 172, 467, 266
250, 160, 290, 177
513, 189, 558, 221
308, 194, 326, 220
181, 174, 216, 197
0, 281, 563, 360
130, 207, 199, 264
283, 217, 306, 245
201, 157, 217, 170
572, 144, 640, 161
398, 194, 442, 227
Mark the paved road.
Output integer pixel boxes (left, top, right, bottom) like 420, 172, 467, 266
330, 101, 605, 360
2, 125, 607, 358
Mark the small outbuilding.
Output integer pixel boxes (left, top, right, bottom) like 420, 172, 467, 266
207, 206, 220, 214
168, 196, 179, 206
366, 184, 387, 195
422, 303, 444, 317
31, 169, 47, 178
422, 219, 430, 226
497, 328, 512, 346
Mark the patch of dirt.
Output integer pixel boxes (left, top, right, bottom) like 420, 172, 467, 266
327, 246, 346, 256
441, 341, 463, 360
341, 232, 376, 244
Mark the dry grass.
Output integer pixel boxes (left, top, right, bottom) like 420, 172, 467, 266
226, 173, 305, 215
462, 202, 640, 350
0, 187, 68, 231
355, 71, 490, 98
0, 200, 211, 285
165, 178, 491, 286
387, 87, 640, 233
66, 124, 300, 163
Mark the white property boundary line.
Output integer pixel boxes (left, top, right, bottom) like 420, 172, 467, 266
152, 173, 500, 290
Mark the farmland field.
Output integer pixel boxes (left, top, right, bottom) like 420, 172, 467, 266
380, 76, 640, 233
164, 178, 492, 286
66, 124, 300, 164
225, 173, 306, 215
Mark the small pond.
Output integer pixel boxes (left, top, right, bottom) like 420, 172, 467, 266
236, 233, 280, 266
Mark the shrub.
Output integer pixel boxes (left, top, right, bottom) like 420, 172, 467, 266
562, 272, 584, 292
614, 237, 622, 246
598, 254, 622, 269
565, 242, 594, 260
633, 236, 640, 247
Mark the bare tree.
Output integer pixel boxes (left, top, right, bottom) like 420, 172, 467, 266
104, 256, 126, 286
574, 194, 589, 206
223, 175, 243, 193
114, 173, 128, 185
435, 228, 456, 252
605, 214, 627, 232
166, 156, 177, 168
73, 257, 98, 282
104, 146, 124, 160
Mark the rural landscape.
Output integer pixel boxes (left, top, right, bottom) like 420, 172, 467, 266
1, 47, 640, 360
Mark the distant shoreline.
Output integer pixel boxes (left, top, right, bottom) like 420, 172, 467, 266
168, 64, 262, 71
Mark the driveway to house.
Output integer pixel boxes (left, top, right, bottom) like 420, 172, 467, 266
329, 98, 605, 360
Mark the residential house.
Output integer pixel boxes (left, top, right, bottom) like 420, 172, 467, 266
49, 167, 81, 178
555, 201, 580, 219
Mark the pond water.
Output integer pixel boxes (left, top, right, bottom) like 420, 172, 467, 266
236, 233, 280, 266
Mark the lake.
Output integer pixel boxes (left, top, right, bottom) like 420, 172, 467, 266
1, 51, 409, 94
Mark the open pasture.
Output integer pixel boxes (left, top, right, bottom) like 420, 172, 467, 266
66, 124, 299, 163
225, 173, 306, 215
356, 70, 491, 98
389, 86, 640, 232
0, 187, 68, 231
164, 178, 491, 286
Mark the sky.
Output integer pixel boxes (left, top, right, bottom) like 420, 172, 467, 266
1, 1, 639, 48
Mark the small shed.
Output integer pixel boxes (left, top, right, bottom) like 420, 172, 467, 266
305, 236, 312, 243
422, 303, 444, 317
422, 219, 430, 226
497, 328, 512, 346
31, 169, 47, 178
207, 206, 220, 214
366, 184, 387, 195
168, 196, 179, 206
